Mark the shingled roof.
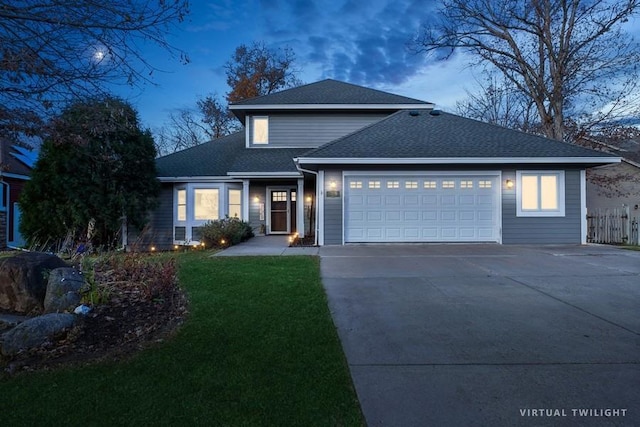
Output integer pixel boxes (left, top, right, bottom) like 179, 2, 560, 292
156, 132, 305, 178
299, 110, 619, 163
230, 79, 431, 107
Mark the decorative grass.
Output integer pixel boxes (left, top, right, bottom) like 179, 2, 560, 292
0, 254, 363, 426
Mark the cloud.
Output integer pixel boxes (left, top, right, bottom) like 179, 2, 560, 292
256, 0, 441, 90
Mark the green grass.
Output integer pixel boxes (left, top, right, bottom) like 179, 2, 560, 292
0, 254, 363, 426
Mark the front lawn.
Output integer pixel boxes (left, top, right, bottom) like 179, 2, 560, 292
0, 254, 363, 426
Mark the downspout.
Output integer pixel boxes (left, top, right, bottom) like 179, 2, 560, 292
294, 159, 319, 247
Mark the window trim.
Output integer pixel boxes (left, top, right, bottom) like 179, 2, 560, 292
252, 116, 269, 145
516, 170, 565, 217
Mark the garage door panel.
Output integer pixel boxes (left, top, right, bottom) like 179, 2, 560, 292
345, 174, 499, 243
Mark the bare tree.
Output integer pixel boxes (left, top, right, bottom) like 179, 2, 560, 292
415, 0, 640, 141
0, 0, 189, 138
225, 42, 301, 103
155, 109, 208, 156
197, 95, 240, 139
457, 73, 539, 133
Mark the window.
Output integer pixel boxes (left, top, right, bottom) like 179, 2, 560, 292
229, 189, 242, 218
405, 181, 418, 189
424, 181, 436, 189
442, 181, 455, 189
272, 191, 288, 201
194, 189, 219, 220
387, 180, 399, 188
176, 189, 187, 221
460, 180, 473, 189
291, 191, 296, 202
479, 180, 492, 189
368, 180, 381, 189
517, 171, 565, 217
253, 117, 269, 144
349, 181, 363, 189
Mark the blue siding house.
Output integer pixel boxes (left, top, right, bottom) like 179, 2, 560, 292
136, 79, 619, 249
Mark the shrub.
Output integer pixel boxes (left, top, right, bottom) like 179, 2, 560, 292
82, 253, 178, 303
201, 217, 254, 248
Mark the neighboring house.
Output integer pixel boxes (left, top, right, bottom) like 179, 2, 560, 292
132, 79, 619, 250
584, 138, 640, 212
0, 140, 36, 249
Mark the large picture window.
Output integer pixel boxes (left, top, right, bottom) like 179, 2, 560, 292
174, 185, 241, 243
517, 171, 565, 217
194, 189, 219, 220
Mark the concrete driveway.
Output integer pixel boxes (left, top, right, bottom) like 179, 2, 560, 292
319, 244, 640, 426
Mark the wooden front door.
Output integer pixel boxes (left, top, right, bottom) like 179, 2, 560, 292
269, 189, 297, 234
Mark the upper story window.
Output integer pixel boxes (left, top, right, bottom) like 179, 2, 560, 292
516, 171, 565, 217
253, 116, 269, 144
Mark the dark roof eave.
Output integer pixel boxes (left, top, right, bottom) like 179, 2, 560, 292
296, 156, 621, 166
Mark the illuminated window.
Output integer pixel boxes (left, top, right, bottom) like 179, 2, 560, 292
517, 171, 565, 217
194, 189, 219, 220
479, 180, 492, 189
368, 180, 381, 189
229, 189, 242, 218
405, 181, 418, 189
350, 181, 363, 189
442, 181, 455, 189
272, 191, 287, 202
176, 189, 187, 221
291, 191, 296, 202
424, 181, 436, 189
387, 180, 399, 188
460, 180, 473, 189
253, 116, 269, 144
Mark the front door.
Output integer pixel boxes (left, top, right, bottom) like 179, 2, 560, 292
269, 189, 297, 234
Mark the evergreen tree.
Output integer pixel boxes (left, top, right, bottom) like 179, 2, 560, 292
20, 97, 159, 248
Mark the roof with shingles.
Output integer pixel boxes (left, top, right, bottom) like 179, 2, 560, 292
155, 132, 305, 177
301, 110, 619, 160
229, 79, 431, 106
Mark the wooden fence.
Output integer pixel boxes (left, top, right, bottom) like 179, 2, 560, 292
587, 206, 640, 245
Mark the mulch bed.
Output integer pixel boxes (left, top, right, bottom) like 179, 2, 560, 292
1, 285, 189, 376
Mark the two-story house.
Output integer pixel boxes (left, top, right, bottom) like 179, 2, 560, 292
134, 79, 619, 249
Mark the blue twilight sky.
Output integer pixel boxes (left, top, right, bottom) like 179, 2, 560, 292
116, 0, 640, 133
117, 0, 475, 132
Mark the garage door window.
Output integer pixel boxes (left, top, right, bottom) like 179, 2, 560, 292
442, 181, 455, 189
368, 180, 381, 189
516, 171, 565, 217
387, 181, 399, 188
460, 180, 473, 189
479, 180, 492, 188
424, 181, 436, 189
405, 181, 418, 189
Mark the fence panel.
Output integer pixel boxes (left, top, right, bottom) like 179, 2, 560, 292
587, 207, 640, 245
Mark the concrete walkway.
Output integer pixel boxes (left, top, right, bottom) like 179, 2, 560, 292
212, 235, 319, 256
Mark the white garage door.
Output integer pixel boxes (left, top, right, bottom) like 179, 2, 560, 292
344, 173, 500, 243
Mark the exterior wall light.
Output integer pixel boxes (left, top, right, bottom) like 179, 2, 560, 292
305, 195, 312, 203
329, 181, 337, 189
506, 179, 514, 189
253, 196, 260, 203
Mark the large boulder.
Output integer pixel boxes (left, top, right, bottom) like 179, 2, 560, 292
0, 252, 68, 314
44, 268, 85, 313
0, 313, 76, 356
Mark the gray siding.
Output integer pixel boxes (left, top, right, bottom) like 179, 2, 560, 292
248, 183, 267, 234
319, 167, 584, 245
502, 169, 582, 244
323, 170, 343, 245
248, 113, 388, 148
127, 184, 174, 251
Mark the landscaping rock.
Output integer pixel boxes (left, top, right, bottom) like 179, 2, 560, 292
44, 268, 85, 313
0, 313, 76, 356
0, 252, 68, 314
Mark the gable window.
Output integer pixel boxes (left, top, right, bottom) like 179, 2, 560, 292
516, 171, 565, 217
253, 116, 269, 144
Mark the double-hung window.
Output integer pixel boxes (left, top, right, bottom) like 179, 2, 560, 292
516, 171, 565, 217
